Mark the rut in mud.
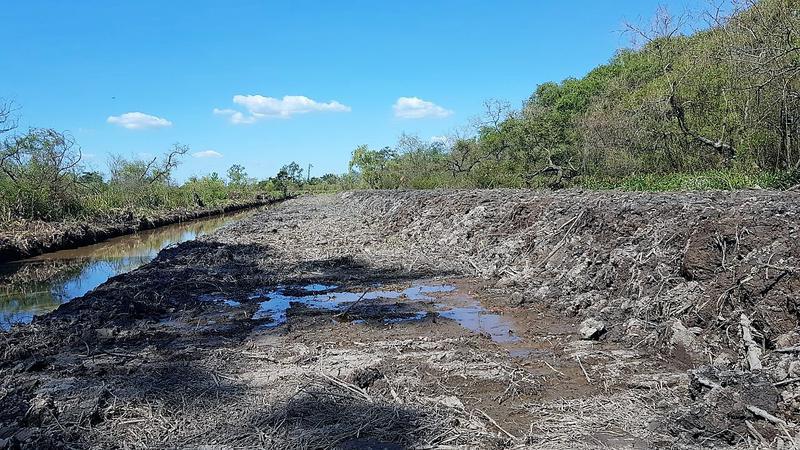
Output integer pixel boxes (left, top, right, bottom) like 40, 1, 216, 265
1, 190, 799, 449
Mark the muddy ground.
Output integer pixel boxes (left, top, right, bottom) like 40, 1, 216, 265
0, 197, 278, 264
1, 190, 799, 449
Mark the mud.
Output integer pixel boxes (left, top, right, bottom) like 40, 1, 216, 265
0, 190, 799, 449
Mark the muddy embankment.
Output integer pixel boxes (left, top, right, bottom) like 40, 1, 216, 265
1, 190, 799, 449
0, 197, 281, 263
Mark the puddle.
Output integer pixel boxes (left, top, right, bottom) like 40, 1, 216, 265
436, 304, 521, 344
245, 284, 451, 328
0, 211, 254, 329
303, 284, 337, 292
203, 282, 519, 344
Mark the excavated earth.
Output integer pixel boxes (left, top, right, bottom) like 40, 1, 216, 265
1, 189, 799, 449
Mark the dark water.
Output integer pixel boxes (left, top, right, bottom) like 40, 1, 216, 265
0, 211, 252, 329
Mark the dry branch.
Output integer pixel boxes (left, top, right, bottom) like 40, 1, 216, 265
740, 314, 763, 371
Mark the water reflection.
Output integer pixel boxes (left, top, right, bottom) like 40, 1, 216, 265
0, 211, 251, 329
201, 282, 520, 343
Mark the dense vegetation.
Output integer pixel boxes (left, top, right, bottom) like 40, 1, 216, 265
347, 0, 800, 190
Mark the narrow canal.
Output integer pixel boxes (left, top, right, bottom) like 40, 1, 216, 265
0, 210, 253, 329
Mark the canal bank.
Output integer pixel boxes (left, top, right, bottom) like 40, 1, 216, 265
0, 190, 798, 448
0, 197, 281, 264
0, 209, 257, 328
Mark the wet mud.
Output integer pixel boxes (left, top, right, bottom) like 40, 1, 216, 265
0, 210, 255, 328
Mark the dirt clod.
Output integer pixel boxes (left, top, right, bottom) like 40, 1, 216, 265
578, 317, 606, 340
675, 366, 781, 443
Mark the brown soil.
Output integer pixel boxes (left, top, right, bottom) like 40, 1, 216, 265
1, 190, 798, 449
0, 197, 280, 264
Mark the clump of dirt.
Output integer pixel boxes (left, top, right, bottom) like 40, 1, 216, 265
673, 366, 780, 444
1, 189, 798, 448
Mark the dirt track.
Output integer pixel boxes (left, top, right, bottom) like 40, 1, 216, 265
1, 190, 799, 449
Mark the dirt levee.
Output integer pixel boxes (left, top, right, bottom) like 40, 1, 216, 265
342, 189, 799, 345
1, 190, 798, 449
0, 198, 278, 264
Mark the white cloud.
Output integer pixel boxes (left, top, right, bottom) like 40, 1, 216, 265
430, 135, 450, 144
213, 108, 257, 125
393, 97, 453, 119
214, 95, 351, 124
192, 150, 223, 158
107, 112, 172, 130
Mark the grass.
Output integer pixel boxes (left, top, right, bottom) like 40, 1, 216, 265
0, 181, 277, 224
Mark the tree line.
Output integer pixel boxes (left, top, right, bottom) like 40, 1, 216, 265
347, 0, 800, 191
0, 106, 341, 222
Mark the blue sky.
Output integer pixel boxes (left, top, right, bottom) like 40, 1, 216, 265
1, 1, 699, 181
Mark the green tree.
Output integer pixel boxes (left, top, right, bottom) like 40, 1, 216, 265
271, 162, 304, 196
349, 145, 397, 188
227, 164, 248, 186
282, 161, 304, 182
0, 128, 84, 219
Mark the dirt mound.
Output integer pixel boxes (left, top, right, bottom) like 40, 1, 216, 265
331, 189, 800, 443
342, 189, 799, 351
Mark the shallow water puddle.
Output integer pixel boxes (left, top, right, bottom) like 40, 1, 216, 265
205, 282, 520, 344
437, 304, 521, 344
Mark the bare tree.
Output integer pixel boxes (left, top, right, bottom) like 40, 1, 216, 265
477, 99, 514, 162
0, 101, 17, 136
109, 143, 189, 186
142, 143, 189, 184
445, 99, 517, 179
